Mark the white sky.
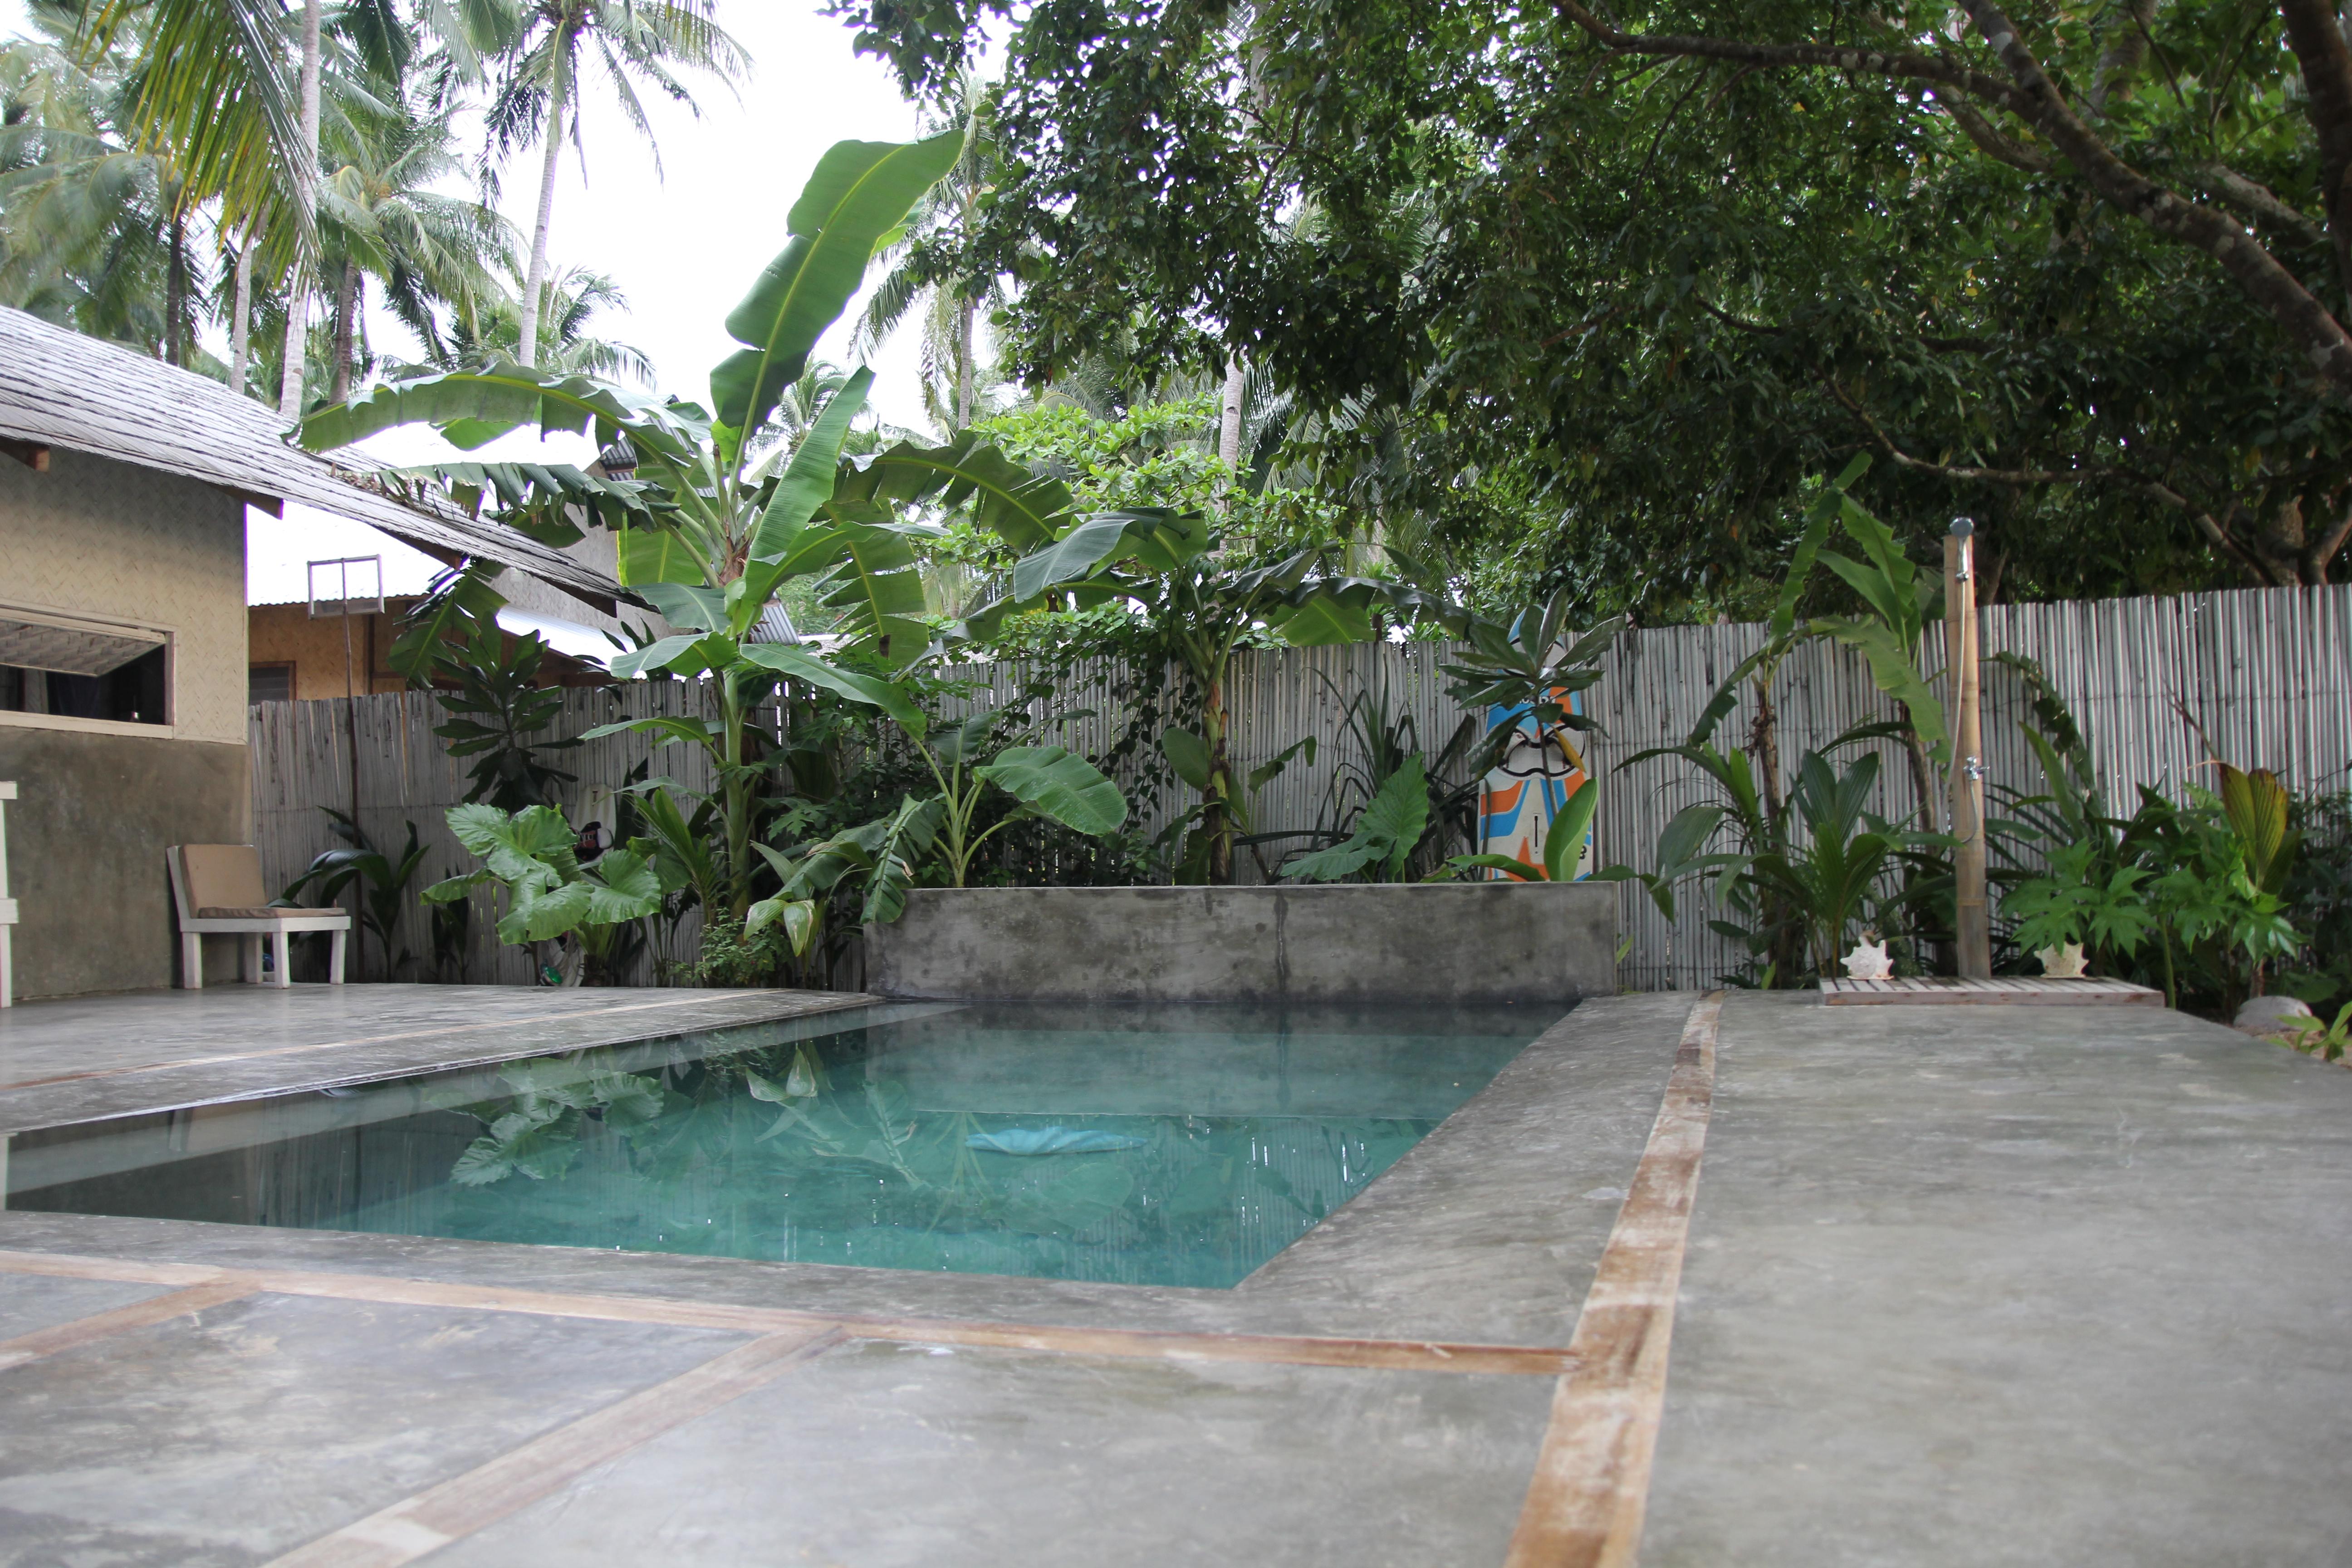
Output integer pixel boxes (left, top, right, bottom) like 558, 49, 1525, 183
1, 0, 956, 608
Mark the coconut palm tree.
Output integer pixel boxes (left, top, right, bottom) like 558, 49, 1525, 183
314, 84, 511, 402
401, 261, 651, 383
0, 6, 205, 359
851, 74, 1004, 431
480, 0, 744, 367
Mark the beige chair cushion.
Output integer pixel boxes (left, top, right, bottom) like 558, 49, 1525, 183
179, 844, 270, 912
194, 905, 329, 920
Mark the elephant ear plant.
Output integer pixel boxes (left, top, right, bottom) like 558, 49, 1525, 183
423, 804, 663, 985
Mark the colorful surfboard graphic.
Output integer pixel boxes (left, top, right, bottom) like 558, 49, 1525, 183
1476, 686, 1591, 877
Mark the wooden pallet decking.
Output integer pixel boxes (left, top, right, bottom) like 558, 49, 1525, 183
1820, 976, 2165, 1006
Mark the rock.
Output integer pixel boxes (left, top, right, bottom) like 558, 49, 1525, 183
2235, 995, 2316, 1041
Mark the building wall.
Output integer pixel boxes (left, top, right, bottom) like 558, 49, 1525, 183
247, 601, 405, 700
0, 448, 251, 996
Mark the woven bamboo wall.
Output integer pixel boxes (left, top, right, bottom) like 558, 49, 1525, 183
251, 582, 2352, 992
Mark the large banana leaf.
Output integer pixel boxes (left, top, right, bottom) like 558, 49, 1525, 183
709, 131, 964, 441
300, 362, 700, 466
738, 643, 927, 735
799, 520, 936, 668
749, 368, 874, 564
975, 746, 1128, 835
835, 433, 1077, 551
616, 524, 706, 588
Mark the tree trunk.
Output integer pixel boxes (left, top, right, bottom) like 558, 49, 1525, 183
1218, 355, 1246, 470
955, 294, 976, 427
330, 260, 359, 405
163, 211, 186, 367
277, 0, 322, 424
517, 71, 571, 369
1205, 674, 1234, 884
229, 236, 255, 394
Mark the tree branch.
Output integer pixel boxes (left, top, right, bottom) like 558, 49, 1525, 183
1818, 371, 2091, 482
1940, 95, 2049, 172
1550, 0, 2352, 402
1956, 0, 2352, 400
2275, 0, 2352, 293
2195, 164, 2331, 251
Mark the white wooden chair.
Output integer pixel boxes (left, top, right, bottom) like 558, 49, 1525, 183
167, 844, 349, 989
0, 782, 17, 1008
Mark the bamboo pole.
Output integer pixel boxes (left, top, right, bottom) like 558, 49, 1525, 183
1947, 521, 1991, 978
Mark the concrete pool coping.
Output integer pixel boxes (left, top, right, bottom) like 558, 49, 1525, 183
0, 990, 1688, 1349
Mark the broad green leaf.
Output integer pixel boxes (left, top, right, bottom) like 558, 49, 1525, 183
750, 368, 872, 562
1273, 588, 1376, 647
837, 432, 1076, 551
617, 524, 706, 588
301, 361, 696, 467
709, 131, 964, 437
1545, 778, 1601, 882
1009, 511, 1152, 603
975, 746, 1128, 835
1771, 453, 1869, 639
1161, 725, 1213, 791
605, 635, 714, 681
739, 644, 927, 736
636, 581, 728, 634
584, 848, 662, 924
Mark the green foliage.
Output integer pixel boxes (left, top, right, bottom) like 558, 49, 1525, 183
1281, 756, 1429, 884
424, 803, 661, 958
837, 0, 2352, 604
281, 809, 428, 980
2002, 843, 2156, 965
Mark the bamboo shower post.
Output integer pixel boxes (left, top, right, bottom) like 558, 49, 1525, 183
1946, 520, 1991, 978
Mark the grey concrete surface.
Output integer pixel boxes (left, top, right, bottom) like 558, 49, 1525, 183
0, 1292, 749, 1565
867, 883, 1619, 1004
1644, 992, 2352, 1568
0, 723, 251, 999
0, 1272, 174, 1338
430, 1341, 1554, 1568
0, 983, 877, 1132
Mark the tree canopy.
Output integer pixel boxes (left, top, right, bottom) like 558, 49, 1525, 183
833, 0, 2352, 605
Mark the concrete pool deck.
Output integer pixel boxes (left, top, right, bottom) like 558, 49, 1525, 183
0, 987, 2346, 1563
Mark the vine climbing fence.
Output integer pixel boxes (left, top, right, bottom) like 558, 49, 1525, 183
251, 582, 2352, 992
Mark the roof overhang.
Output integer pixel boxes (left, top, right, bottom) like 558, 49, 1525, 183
0, 306, 632, 613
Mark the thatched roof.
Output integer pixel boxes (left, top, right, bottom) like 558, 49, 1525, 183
0, 306, 625, 608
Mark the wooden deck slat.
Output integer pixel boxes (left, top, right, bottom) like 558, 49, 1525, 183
1821, 976, 2163, 1006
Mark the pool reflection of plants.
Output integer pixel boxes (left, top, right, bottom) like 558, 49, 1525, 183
431, 1041, 1426, 1282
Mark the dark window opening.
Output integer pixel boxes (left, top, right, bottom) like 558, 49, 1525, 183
248, 664, 294, 705
0, 645, 168, 725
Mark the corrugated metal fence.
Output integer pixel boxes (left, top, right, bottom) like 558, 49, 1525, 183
252, 582, 2352, 991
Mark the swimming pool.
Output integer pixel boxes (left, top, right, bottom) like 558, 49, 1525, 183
5, 999, 1550, 1288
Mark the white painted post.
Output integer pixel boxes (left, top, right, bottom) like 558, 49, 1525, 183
0, 781, 15, 1007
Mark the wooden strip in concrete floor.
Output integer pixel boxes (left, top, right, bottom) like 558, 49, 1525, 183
259, 1326, 846, 1568
0, 991, 871, 1092
0, 1249, 1575, 1376
1504, 992, 1724, 1568
0, 1279, 257, 1370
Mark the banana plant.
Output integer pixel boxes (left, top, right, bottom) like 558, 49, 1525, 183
304, 132, 966, 927
963, 507, 1463, 882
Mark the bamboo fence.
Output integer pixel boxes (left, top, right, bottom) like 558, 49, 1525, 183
252, 581, 2352, 992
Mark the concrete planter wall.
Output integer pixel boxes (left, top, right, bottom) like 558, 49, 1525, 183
865, 882, 1617, 1004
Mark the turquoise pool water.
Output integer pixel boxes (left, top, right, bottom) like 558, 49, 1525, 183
9, 1000, 1549, 1288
